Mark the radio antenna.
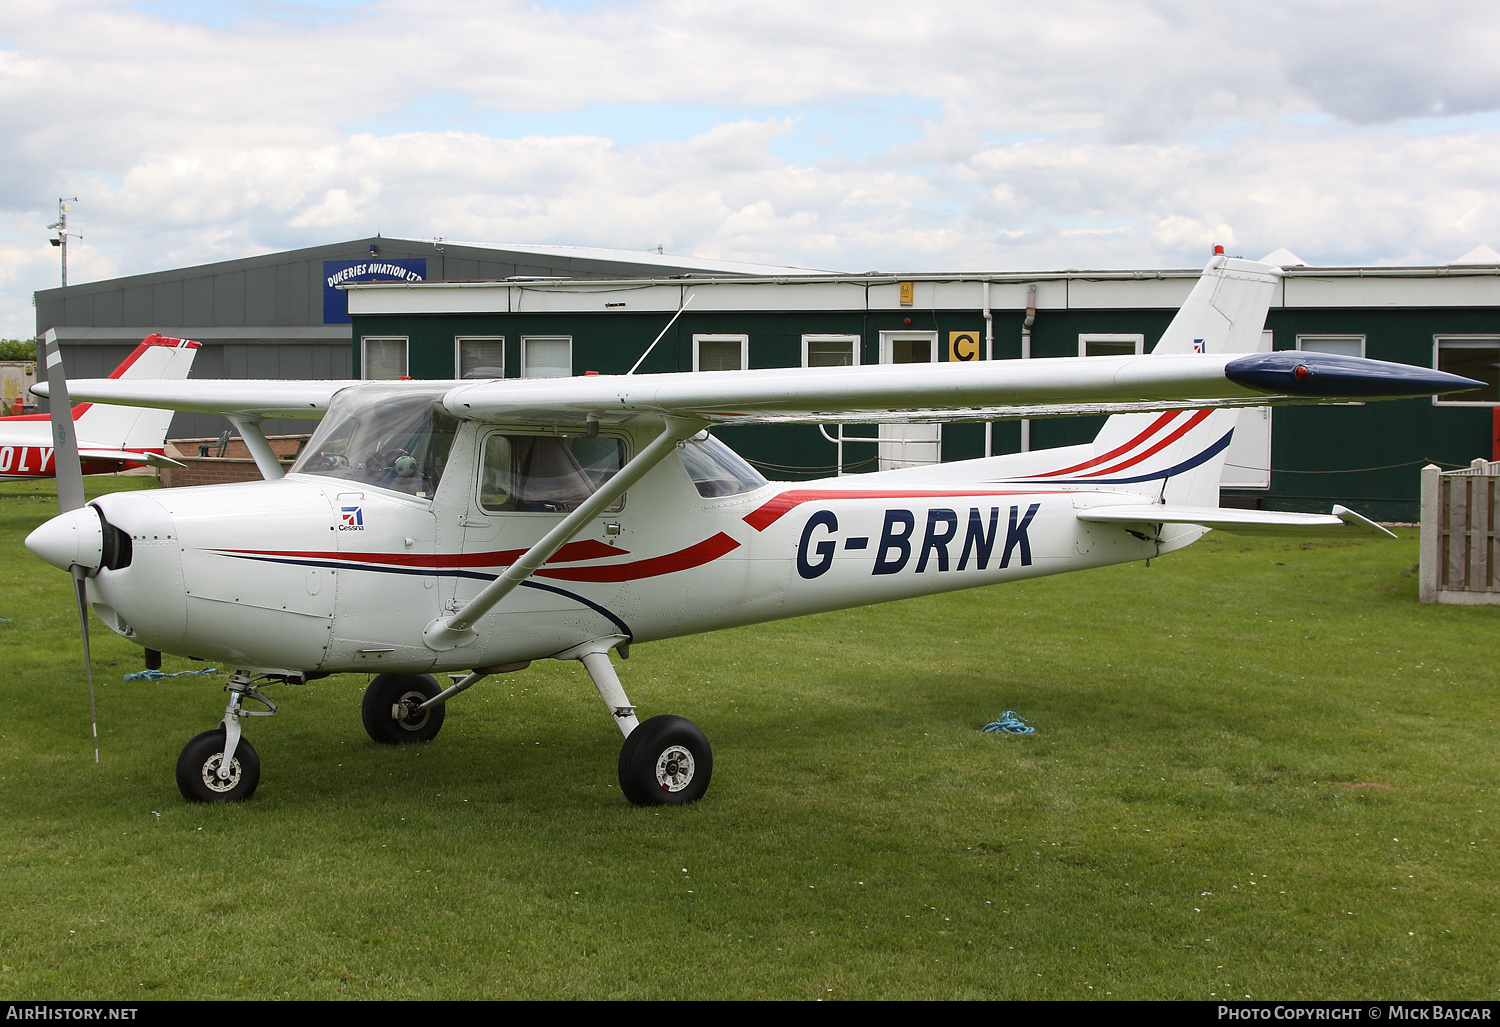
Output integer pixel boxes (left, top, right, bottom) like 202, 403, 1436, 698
626, 294, 694, 375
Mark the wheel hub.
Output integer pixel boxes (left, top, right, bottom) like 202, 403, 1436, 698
655, 745, 695, 792
391, 692, 431, 731
199, 753, 241, 793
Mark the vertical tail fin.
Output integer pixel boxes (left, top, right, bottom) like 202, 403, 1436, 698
72, 335, 199, 453
1083, 255, 1279, 504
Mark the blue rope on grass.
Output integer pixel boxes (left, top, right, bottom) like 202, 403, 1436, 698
123, 668, 220, 681
982, 711, 1035, 734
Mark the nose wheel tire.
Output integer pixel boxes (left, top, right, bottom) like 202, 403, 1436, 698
361, 673, 445, 744
617, 715, 712, 806
176, 728, 261, 803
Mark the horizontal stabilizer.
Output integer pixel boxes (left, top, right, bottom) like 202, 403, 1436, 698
78, 448, 188, 469
1076, 503, 1396, 539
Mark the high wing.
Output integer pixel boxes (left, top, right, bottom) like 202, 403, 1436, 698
440, 350, 1472, 426
31, 378, 363, 420
33, 253, 1479, 426
33, 352, 1475, 428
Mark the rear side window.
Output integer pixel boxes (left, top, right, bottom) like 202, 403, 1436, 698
678, 432, 768, 498
479, 434, 625, 512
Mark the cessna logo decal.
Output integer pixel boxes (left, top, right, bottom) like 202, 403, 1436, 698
339, 506, 365, 530
797, 504, 1041, 579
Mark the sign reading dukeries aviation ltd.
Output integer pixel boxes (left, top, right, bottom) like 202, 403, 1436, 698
323, 259, 426, 324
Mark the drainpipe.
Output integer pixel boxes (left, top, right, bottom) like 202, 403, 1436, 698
983, 281, 993, 457
1020, 284, 1036, 452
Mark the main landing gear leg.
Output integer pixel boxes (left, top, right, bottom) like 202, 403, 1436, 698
175, 673, 277, 803
564, 637, 713, 807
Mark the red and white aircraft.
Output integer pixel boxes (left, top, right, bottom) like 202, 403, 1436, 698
24, 256, 1480, 805
1, 334, 198, 481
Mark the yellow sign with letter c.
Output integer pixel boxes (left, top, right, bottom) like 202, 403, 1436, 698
947, 331, 981, 362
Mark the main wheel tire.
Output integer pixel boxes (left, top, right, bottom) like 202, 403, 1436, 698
361, 673, 445, 744
176, 728, 261, 803
617, 715, 712, 806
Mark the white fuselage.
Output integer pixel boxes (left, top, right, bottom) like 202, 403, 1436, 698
79, 419, 1183, 676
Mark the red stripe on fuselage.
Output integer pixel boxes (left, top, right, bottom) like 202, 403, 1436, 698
534, 532, 740, 582
212, 533, 734, 583
213, 538, 629, 569
1072, 409, 1212, 478
743, 489, 1066, 532
1024, 411, 1183, 478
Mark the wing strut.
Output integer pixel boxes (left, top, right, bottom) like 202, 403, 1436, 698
226, 415, 286, 480
422, 416, 706, 651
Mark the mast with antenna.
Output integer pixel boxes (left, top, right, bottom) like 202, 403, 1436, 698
48, 197, 81, 287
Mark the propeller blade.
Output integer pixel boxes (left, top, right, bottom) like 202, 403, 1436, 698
72, 565, 99, 764
43, 329, 85, 514
43, 330, 98, 761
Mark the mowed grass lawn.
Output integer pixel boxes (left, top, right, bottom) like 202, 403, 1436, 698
0, 477, 1496, 1000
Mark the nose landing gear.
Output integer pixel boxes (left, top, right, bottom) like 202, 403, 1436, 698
176, 673, 279, 803
176, 728, 260, 802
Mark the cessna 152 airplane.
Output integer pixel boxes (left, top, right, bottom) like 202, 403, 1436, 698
1, 334, 197, 481
24, 254, 1482, 806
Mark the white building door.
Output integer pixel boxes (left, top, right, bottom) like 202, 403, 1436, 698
878, 332, 941, 470
1220, 330, 1273, 489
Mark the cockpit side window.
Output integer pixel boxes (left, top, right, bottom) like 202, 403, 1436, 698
478, 433, 626, 513
292, 385, 458, 498
678, 431, 768, 498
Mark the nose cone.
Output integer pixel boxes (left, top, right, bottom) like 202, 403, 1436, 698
26, 506, 104, 572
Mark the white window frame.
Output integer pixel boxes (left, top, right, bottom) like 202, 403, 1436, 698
1296, 335, 1368, 405
1433, 334, 1500, 406
801, 334, 861, 367
878, 331, 937, 364
361, 336, 408, 380
455, 335, 505, 379
693, 334, 749, 372
1296, 334, 1366, 358
1078, 333, 1144, 357
521, 335, 573, 378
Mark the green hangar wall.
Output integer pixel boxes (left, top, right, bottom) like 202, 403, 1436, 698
348, 267, 1500, 522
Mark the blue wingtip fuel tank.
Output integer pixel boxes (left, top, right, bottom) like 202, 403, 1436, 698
1224, 351, 1485, 400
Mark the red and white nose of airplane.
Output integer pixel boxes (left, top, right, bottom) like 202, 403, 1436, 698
26, 506, 105, 573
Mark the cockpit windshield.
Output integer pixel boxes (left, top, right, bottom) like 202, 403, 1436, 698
292, 384, 459, 498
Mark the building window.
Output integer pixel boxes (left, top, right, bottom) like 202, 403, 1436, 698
362, 336, 408, 379
803, 334, 860, 367
522, 336, 572, 378
1298, 336, 1367, 404
1079, 334, 1144, 357
456, 336, 505, 378
879, 332, 936, 364
694, 334, 748, 372
1297, 335, 1365, 358
1434, 336, 1500, 404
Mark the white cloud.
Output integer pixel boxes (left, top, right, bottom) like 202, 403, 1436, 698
3, 0, 1500, 336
